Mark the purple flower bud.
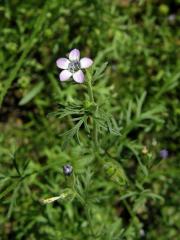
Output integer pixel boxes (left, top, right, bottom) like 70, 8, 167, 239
63, 164, 73, 176
159, 149, 169, 159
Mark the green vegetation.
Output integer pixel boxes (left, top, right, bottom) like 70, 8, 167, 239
0, 0, 179, 239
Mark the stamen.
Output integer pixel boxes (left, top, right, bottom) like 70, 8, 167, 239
68, 61, 81, 73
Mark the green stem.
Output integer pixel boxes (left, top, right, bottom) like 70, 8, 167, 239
85, 206, 95, 238
87, 80, 94, 103
71, 174, 94, 238
86, 70, 98, 149
85, 71, 100, 238
93, 120, 98, 149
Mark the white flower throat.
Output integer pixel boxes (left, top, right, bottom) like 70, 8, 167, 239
68, 60, 81, 73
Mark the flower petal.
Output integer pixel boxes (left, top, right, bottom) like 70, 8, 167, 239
73, 70, 84, 83
69, 49, 80, 61
59, 70, 72, 81
80, 57, 93, 69
56, 58, 70, 69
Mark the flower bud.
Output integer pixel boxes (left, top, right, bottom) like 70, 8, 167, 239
104, 162, 128, 186
63, 164, 73, 176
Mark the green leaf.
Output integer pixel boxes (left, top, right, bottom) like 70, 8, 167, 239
61, 118, 84, 148
19, 82, 44, 105
93, 62, 108, 81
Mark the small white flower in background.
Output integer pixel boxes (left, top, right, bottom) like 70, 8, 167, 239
56, 49, 93, 83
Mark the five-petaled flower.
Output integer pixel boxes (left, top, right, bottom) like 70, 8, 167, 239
56, 49, 93, 83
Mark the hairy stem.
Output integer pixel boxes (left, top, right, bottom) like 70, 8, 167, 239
87, 78, 94, 103
72, 174, 95, 238
85, 206, 95, 238
86, 70, 98, 149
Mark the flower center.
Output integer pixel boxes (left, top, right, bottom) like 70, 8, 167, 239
68, 61, 80, 73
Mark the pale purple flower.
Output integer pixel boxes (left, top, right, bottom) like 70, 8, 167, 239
160, 149, 169, 159
56, 49, 93, 83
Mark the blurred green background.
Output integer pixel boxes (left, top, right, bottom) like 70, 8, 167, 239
0, 0, 179, 239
